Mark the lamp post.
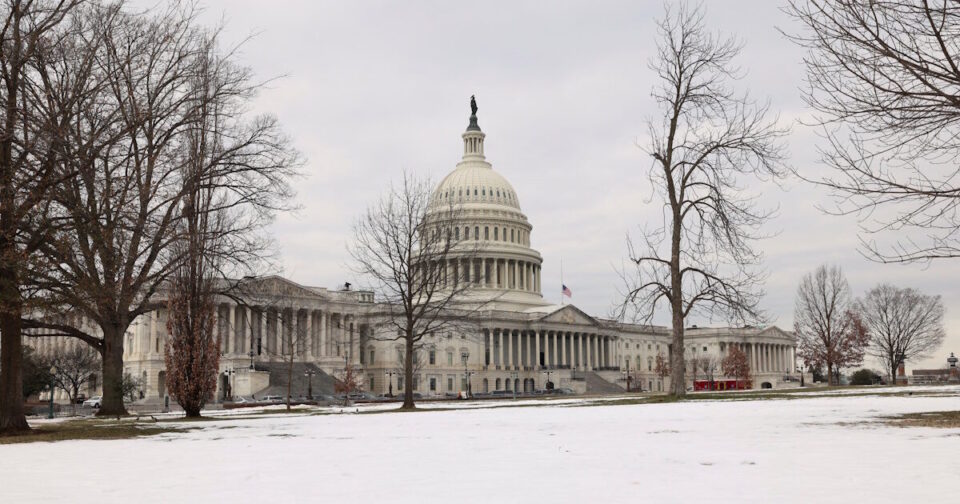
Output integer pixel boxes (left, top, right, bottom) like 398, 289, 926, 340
461, 350, 473, 398
224, 368, 235, 401
386, 370, 396, 397
48, 366, 56, 419
248, 350, 255, 370
623, 360, 632, 392
304, 369, 316, 400
542, 369, 554, 393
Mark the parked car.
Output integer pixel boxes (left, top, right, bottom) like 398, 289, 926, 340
74, 394, 88, 404
260, 395, 284, 404
82, 396, 102, 408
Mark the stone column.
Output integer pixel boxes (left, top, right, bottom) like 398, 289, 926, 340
534, 331, 541, 369
556, 332, 563, 367
259, 308, 267, 356
585, 334, 592, 371
228, 304, 236, 355
305, 310, 314, 358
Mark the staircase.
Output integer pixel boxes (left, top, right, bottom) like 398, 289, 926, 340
584, 371, 625, 395
253, 362, 338, 398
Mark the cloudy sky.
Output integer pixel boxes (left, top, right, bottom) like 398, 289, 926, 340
165, 0, 957, 369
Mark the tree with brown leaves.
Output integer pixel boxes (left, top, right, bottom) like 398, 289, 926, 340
794, 265, 870, 385
620, 2, 788, 397
721, 345, 751, 389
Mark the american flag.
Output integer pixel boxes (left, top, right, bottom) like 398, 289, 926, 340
562, 284, 572, 298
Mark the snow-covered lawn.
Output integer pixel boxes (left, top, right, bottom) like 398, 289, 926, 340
2, 386, 958, 503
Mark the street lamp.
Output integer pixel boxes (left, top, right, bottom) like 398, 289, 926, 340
304, 368, 316, 400
48, 366, 56, 419
461, 350, 473, 398
224, 368, 235, 401
622, 360, 632, 392
248, 350, 255, 370
542, 370, 554, 393
386, 370, 396, 397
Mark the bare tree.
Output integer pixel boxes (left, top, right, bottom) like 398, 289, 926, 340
794, 264, 870, 385
0, 0, 83, 433
49, 343, 100, 413
24, 3, 298, 416
698, 354, 717, 387
786, 0, 960, 263
620, 3, 788, 396
350, 170, 481, 410
855, 284, 945, 386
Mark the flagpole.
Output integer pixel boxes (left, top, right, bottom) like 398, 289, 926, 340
560, 257, 564, 306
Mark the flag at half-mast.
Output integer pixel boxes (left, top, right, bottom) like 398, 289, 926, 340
561, 284, 572, 298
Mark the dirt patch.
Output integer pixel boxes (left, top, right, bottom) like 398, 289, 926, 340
884, 411, 960, 428
0, 420, 187, 445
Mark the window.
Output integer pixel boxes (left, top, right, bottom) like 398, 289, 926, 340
455, 228, 460, 240
474, 226, 479, 240
485, 227, 489, 239
369, 349, 375, 364
511, 229, 515, 242
447, 377, 454, 391
703, 346, 707, 352
648, 357, 653, 371
429, 350, 436, 365
465, 227, 469, 239
430, 377, 437, 392
447, 351, 454, 366
398, 377, 404, 390
494, 228, 498, 240
413, 375, 420, 391
369, 377, 375, 390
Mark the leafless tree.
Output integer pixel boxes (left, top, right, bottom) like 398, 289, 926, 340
24, 3, 298, 416
855, 284, 945, 386
0, 0, 83, 433
350, 170, 482, 410
698, 354, 717, 387
786, 0, 960, 263
620, 3, 788, 396
794, 264, 870, 385
48, 343, 100, 414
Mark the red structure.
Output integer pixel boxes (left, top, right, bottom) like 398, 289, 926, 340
694, 379, 751, 391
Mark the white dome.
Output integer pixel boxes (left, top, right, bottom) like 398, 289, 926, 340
432, 164, 522, 211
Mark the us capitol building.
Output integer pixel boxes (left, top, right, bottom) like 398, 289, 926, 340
31, 104, 800, 403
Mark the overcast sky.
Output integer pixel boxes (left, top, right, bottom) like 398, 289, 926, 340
162, 0, 957, 370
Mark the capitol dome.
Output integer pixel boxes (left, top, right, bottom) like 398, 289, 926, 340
426, 99, 549, 309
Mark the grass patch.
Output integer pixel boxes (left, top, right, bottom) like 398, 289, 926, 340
883, 411, 960, 428
0, 419, 188, 445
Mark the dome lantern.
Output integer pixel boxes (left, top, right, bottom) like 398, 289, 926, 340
462, 95, 486, 160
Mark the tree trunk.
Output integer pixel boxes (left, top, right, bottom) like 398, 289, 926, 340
97, 324, 128, 416
402, 331, 415, 410
0, 270, 29, 432
827, 363, 834, 387
669, 210, 686, 397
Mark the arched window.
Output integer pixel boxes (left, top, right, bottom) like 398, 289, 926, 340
474, 226, 479, 240
494, 228, 498, 240
485, 226, 489, 240
455, 228, 460, 240
464, 227, 469, 240
510, 229, 515, 242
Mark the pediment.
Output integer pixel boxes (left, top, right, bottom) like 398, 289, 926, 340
758, 325, 794, 342
538, 305, 598, 327
238, 275, 322, 300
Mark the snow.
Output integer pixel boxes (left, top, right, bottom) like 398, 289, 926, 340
2, 386, 959, 503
